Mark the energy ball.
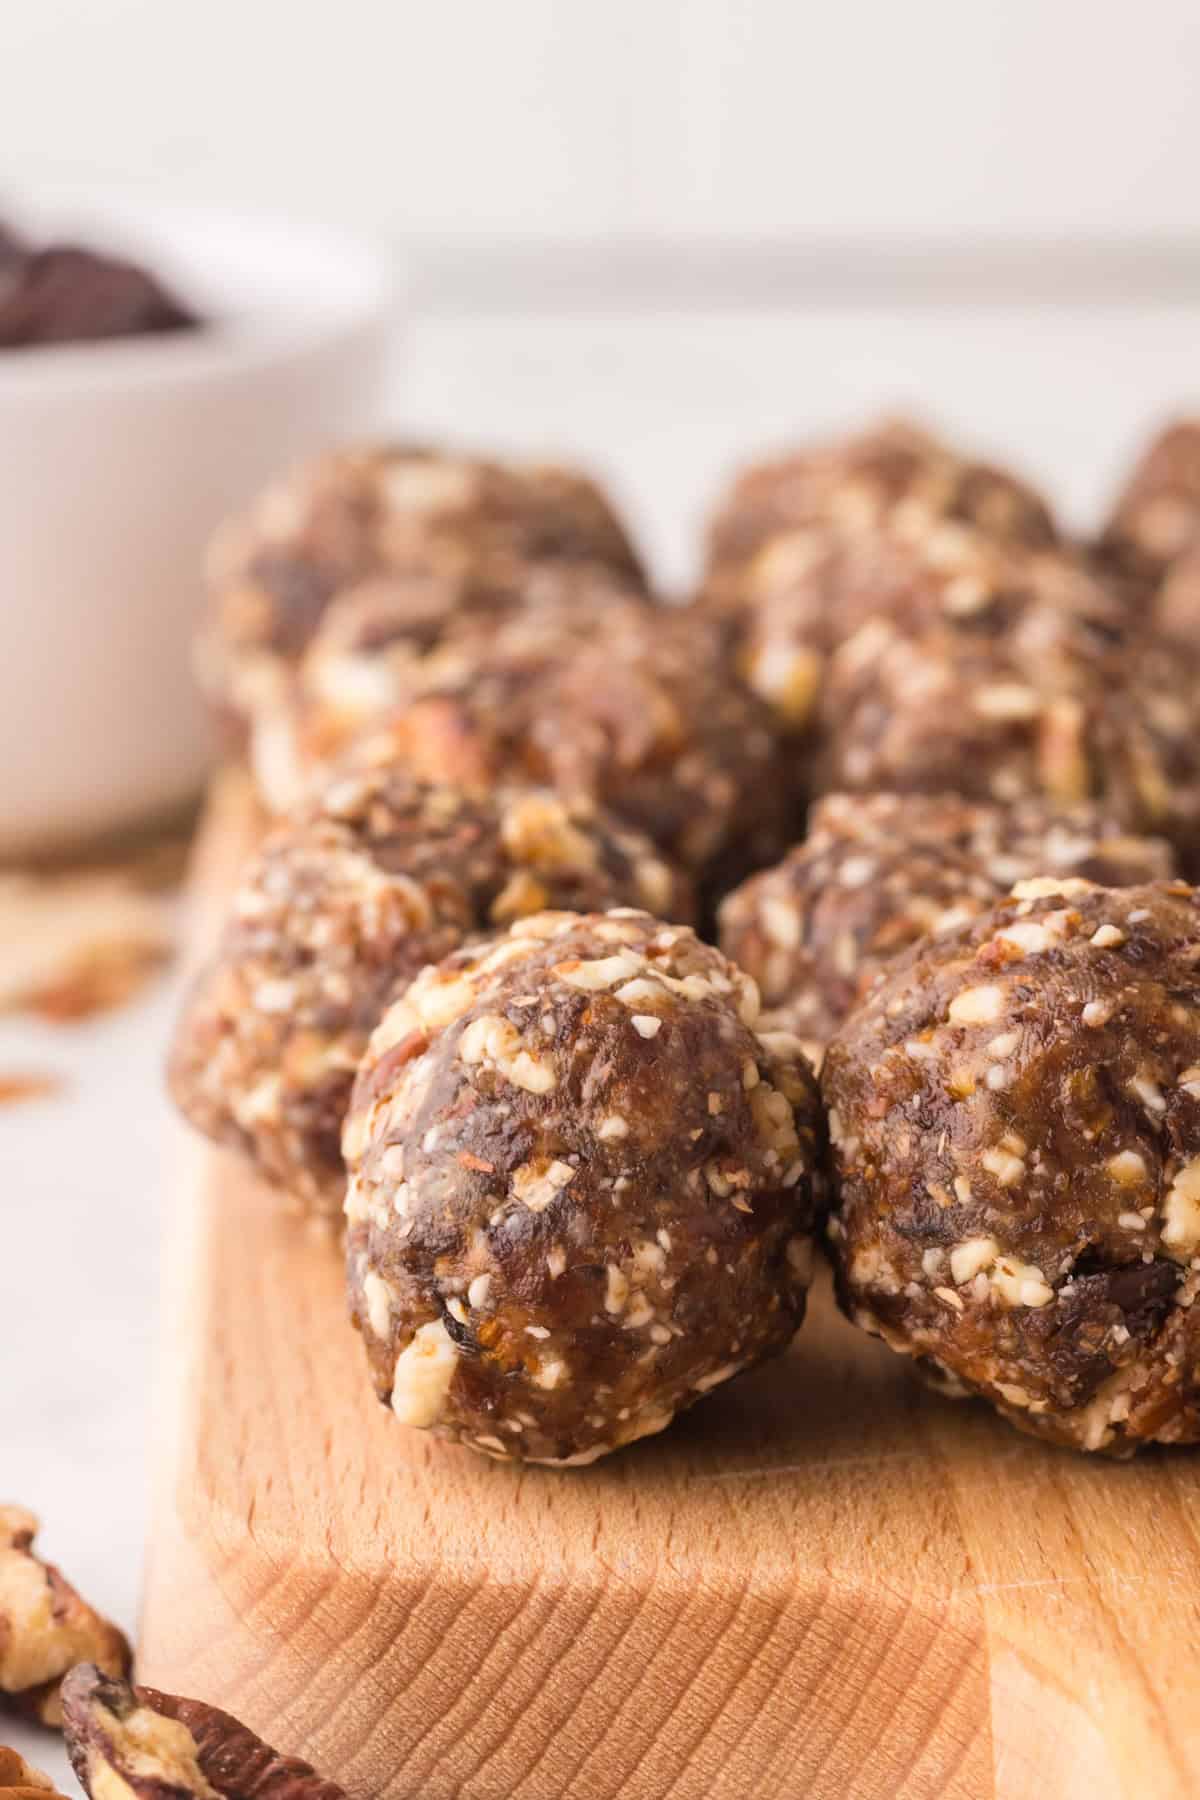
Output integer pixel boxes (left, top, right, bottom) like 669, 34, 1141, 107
710, 517, 1119, 737
718, 792, 1176, 1061
816, 606, 1200, 868
1154, 541, 1200, 646
343, 909, 824, 1464
169, 772, 690, 1213
287, 598, 796, 897
197, 444, 646, 735
1098, 419, 1200, 597
823, 877, 1200, 1455
247, 563, 652, 814
705, 417, 1057, 592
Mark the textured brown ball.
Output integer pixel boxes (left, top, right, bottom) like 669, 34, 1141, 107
815, 598, 1200, 871
247, 563, 653, 813
705, 417, 1057, 593
711, 516, 1119, 736
1154, 541, 1200, 647
197, 443, 645, 734
1098, 419, 1200, 597
718, 792, 1176, 1060
824, 877, 1200, 1455
344, 909, 824, 1465
169, 773, 690, 1212
265, 594, 797, 896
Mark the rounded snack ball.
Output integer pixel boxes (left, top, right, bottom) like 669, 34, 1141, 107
718, 791, 1176, 1060
823, 877, 1200, 1455
712, 517, 1118, 737
816, 600, 1200, 871
1098, 419, 1200, 597
313, 599, 797, 895
247, 564, 653, 816
343, 909, 824, 1465
1154, 541, 1200, 646
704, 416, 1056, 599
197, 443, 645, 735
169, 772, 690, 1214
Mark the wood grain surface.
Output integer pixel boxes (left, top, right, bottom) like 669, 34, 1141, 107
141, 777, 1200, 1800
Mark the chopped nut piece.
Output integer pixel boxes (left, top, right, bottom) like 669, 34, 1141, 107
60, 1664, 346, 1800
1162, 1159, 1200, 1259
0, 1507, 130, 1727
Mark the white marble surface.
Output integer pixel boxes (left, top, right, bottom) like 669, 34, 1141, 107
4, 295, 1200, 1785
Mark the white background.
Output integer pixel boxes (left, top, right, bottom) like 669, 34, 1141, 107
5, 1, 1200, 243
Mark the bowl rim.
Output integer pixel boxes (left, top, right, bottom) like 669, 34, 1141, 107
0, 202, 399, 394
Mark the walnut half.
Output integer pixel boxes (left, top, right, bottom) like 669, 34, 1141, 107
0, 1748, 64, 1800
0, 1507, 131, 1728
61, 1666, 347, 1800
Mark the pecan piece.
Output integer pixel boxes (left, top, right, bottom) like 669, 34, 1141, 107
61, 1665, 347, 1800
0, 1748, 63, 1799
0, 1507, 131, 1727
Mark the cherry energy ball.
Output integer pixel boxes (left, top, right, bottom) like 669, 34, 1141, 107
344, 909, 824, 1464
823, 877, 1200, 1455
719, 792, 1176, 1059
170, 772, 689, 1213
705, 417, 1057, 593
196, 443, 646, 734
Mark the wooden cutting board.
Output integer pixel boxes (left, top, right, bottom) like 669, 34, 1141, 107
140, 776, 1200, 1800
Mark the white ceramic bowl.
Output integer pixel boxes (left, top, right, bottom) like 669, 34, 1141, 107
0, 206, 394, 854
